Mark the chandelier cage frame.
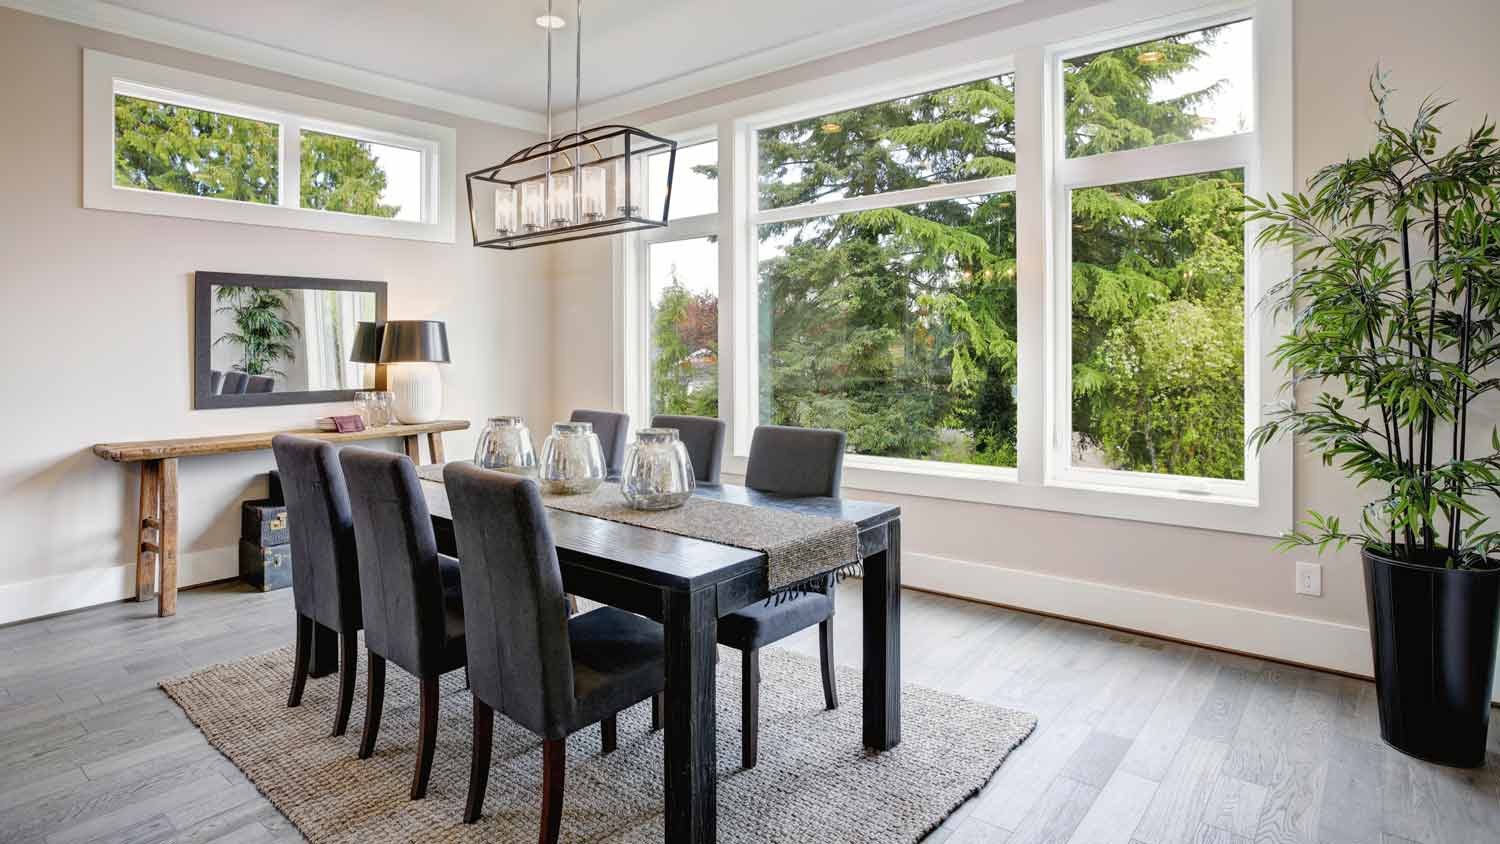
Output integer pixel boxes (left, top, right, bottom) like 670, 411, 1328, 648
466, 0, 679, 251
465, 125, 678, 250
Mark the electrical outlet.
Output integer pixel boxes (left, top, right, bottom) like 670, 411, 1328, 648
1296, 561, 1322, 597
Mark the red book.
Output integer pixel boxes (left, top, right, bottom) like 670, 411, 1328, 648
330, 415, 365, 433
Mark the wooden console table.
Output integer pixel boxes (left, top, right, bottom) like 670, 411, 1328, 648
93, 420, 468, 617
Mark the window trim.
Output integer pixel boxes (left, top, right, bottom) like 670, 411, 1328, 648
84, 50, 456, 243
615, 0, 1293, 537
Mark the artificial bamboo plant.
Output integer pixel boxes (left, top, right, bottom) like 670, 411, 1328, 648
1249, 73, 1500, 570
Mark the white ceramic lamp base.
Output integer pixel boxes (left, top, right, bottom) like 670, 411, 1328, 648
388, 363, 443, 424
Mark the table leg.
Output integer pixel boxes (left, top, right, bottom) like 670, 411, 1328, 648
662, 587, 717, 843
403, 434, 422, 464
426, 431, 445, 463
862, 518, 901, 750
308, 621, 340, 678
135, 460, 162, 602
157, 458, 179, 618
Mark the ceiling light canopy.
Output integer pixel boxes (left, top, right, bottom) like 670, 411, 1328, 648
468, 0, 678, 250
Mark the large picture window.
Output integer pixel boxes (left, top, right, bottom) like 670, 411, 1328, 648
754, 75, 1019, 469
621, 0, 1292, 534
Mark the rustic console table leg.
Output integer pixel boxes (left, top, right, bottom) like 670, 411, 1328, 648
157, 458, 180, 617
135, 460, 162, 601
403, 435, 422, 464
426, 431, 445, 463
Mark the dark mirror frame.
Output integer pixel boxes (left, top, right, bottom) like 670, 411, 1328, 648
194, 271, 388, 410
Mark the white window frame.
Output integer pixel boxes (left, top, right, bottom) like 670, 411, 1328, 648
84, 50, 456, 243
614, 0, 1293, 536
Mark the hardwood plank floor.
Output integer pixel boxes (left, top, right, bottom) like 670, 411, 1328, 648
1, 581, 1496, 843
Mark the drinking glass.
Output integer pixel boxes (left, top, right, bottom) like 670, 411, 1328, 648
354, 391, 374, 425
621, 428, 695, 510
474, 416, 538, 478
540, 421, 606, 495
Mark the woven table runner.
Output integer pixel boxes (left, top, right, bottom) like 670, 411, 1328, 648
417, 463, 859, 592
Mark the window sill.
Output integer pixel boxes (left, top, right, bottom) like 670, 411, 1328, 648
721, 452, 1285, 537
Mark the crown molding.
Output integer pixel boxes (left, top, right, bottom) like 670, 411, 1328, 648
578, 0, 1025, 124
1, 0, 546, 131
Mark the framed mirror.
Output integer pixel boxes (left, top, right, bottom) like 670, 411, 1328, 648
194, 271, 387, 409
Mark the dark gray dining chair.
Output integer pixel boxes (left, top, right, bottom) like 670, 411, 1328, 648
445, 462, 665, 836
569, 409, 630, 475
271, 435, 363, 737
719, 424, 846, 768
221, 371, 249, 394
651, 414, 726, 484
209, 369, 225, 395
245, 375, 276, 393
340, 447, 467, 800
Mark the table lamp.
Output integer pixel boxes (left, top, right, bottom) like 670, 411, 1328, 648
379, 321, 450, 424
349, 321, 384, 364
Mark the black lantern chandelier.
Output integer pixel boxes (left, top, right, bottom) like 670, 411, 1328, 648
466, 0, 677, 250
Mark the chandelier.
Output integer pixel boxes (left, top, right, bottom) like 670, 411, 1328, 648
466, 0, 678, 250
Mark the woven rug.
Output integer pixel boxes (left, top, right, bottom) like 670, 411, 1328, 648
415, 464, 859, 591
162, 644, 1034, 843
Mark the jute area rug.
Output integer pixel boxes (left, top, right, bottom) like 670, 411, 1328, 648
162, 644, 1035, 843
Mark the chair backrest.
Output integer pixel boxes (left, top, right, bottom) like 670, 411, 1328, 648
651, 414, 726, 484
744, 425, 846, 498
272, 435, 361, 632
245, 375, 276, 393
570, 409, 630, 475
222, 371, 249, 394
445, 462, 576, 738
340, 447, 448, 677
209, 370, 224, 395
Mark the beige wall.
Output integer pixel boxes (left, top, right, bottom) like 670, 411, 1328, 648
549, 0, 1500, 675
0, 8, 552, 620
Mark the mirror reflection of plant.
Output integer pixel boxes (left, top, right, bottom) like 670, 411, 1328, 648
1249, 72, 1500, 570
214, 285, 301, 378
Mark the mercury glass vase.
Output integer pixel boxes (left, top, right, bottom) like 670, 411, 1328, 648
540, 421, 606, 495
621, 428, 696, 510
473, 416, 537, 478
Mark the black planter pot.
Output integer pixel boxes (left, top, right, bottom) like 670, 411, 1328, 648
1363, 547, 1500, 767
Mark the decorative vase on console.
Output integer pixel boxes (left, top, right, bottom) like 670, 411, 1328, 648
379, 321, 449, 424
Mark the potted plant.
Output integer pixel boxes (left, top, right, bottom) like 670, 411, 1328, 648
214, 284, 300, 377
1249, 73, 1500, 767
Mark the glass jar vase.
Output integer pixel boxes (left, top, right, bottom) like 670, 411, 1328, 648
540, 421, 606, 495
621, 428, 696, 510
474, 416, 537, 477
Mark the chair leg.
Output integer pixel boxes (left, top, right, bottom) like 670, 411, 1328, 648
359, 651, 386, 760
540, 737, 566, 844
742, 648, 760, 769
332, 632, 358, 736
650, 693, 662, 732
464, 696, 494, 824
819, 618, 839, 710
601, 715, 617, 755
287, 614, 312, 708
411, 675, 440, 799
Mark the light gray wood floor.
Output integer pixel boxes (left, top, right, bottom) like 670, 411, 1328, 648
2, 581, 1496, 843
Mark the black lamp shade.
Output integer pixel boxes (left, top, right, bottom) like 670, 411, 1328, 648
379, 320, 450, 364
349, 321, 384, 363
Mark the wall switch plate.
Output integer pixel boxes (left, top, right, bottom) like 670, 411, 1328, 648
1296, 561, 1322, 596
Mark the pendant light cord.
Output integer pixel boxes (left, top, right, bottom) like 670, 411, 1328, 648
545, 0, 553, 188
573, 0, 583, 218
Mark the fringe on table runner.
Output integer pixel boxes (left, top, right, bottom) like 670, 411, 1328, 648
765, 558, 865, 605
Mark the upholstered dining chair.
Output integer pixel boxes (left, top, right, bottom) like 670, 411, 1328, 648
339, 448, 468, 800
569, 409, 630, 476
651, 414, 726, 484
221, 371, 249, 394
209, 369, 224, 395
245, 375, 276, 393
271, 435, 363, 737
719, 424, 846, 768
444, 462, 666, 836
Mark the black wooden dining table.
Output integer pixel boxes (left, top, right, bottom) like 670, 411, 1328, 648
418, 478, 902, 844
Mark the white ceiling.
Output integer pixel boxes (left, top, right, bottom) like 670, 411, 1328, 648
82, 0, 1021, 120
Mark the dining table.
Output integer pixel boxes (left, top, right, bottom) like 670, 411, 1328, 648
417, 475, 902, 844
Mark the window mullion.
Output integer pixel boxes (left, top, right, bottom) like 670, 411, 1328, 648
752, 175, 1017, 226
1014, 45, 1048, 488
281, 114, 303, 210
1054, 132, 1255, 189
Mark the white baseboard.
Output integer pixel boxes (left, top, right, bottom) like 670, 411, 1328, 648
903, 552, 1500, 703
904, 551, 1373, 674
0, 546, 238, 626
